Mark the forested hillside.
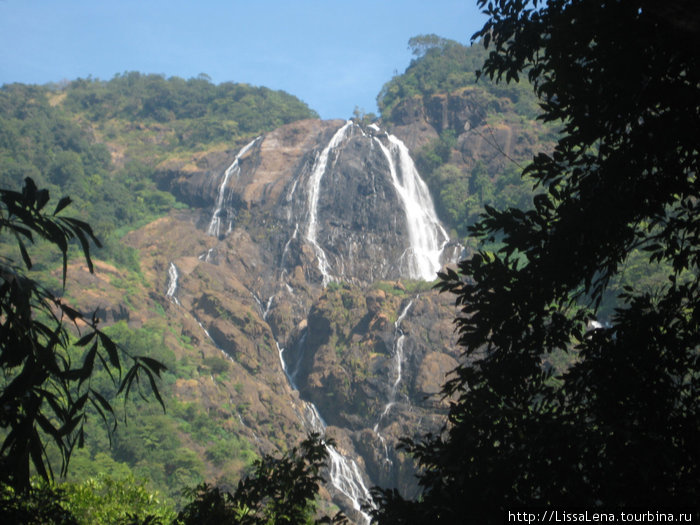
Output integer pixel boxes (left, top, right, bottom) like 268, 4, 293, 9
0, 74, 317, 270
0, 74, 326, 518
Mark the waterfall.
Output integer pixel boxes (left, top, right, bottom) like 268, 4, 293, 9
252, 292, 275, 322
207, 137, 260, 238
326, 447, 373, 521
277, 337, 373, 523
280, 223, 299, 271
374, 299, 413, 463
306, 120, 353, 285
373, 133, 450, 281
166, 262, 180, 305
198, 248, 215, 262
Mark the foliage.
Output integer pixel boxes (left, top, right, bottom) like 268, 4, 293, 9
377, 35, 484, 118
63, 72, 318, 140
0, 479, 78, 525
0, 178, 165, 490
373, 0, 700, 523
176, 433, 346, 525
377, 34, 539, 121
0, 83, 178, 266
415, 133, 536, 237
61, 474, 176, 525
0, 74, 317, 271
52, 319, 264, 504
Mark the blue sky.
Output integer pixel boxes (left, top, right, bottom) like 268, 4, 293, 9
0, 1, 487, 119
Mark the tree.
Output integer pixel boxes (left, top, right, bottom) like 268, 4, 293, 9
373, 1, 699, 522
177, 433, 347, 525
0, 178, 165, 491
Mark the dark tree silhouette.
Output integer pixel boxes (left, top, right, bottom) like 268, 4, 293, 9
372, 1, 700, 523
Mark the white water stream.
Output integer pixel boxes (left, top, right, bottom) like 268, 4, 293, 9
373, 299, 413, 464
171, 121, 452, 524
304, 120, 449, 283
207, 137, 260, 238
306, 120, 353, 285
277, 337, 374, 523
373, 132, 450, 281
165, 262, 180, 305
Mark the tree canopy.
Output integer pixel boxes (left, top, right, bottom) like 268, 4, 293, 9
373, 0, 700, 522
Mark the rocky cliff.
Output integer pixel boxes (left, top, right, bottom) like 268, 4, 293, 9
71, 118, 463, 522
387, 86, 553, 184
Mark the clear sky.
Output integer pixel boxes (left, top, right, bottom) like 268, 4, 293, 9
0, 0, 487, 120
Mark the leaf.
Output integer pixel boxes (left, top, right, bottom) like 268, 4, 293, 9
90, 388, 116, 424
36, 413, 62, 440
138, 355, 168, 375
29, 431, 49, 482
36, 188, 50, 211
75, 331, 97, 347
53, 196, 72, 215
67, 393, 89, 419
59, 414, 84, 438
15, 234, 32, 270
60, 304, 83, 322
96, 352, 117, 385
78, 342, 98, 388
117, 366, 137, 397
142, 365, 166, 413
99, 331, 121, 371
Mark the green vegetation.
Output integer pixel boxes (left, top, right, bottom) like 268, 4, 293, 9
177, 434, 345, 525
61, 475, 176, 524
0, 179, 165, 491
1, 435, 341, 525
57, 320, 260, 504
417, 136, 534, 238
0, 74, 318, 269
64, 72, 317, 137
377, 34, 539, 122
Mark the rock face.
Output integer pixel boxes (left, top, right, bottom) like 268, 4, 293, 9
156, 119, 454, 287
386, 86, 553, 180
120, 118, 463, 522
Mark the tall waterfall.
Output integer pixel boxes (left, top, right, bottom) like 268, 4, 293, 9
191, 120, 454, 522
306, 120, 353, 285
372, 130, 450, 281
207, 137, 260, 237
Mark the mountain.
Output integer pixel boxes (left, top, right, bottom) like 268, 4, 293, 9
114, 117, 464, 522
1, 42, 550, 524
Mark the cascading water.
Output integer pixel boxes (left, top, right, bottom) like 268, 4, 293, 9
277, 336, 374, 524
163, 261, 239, 370
306, 120, 353, 285
166, 262, 180, 305
373, 299, 413, 463
372, 130, 450, 281
207, 137, 260, 238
